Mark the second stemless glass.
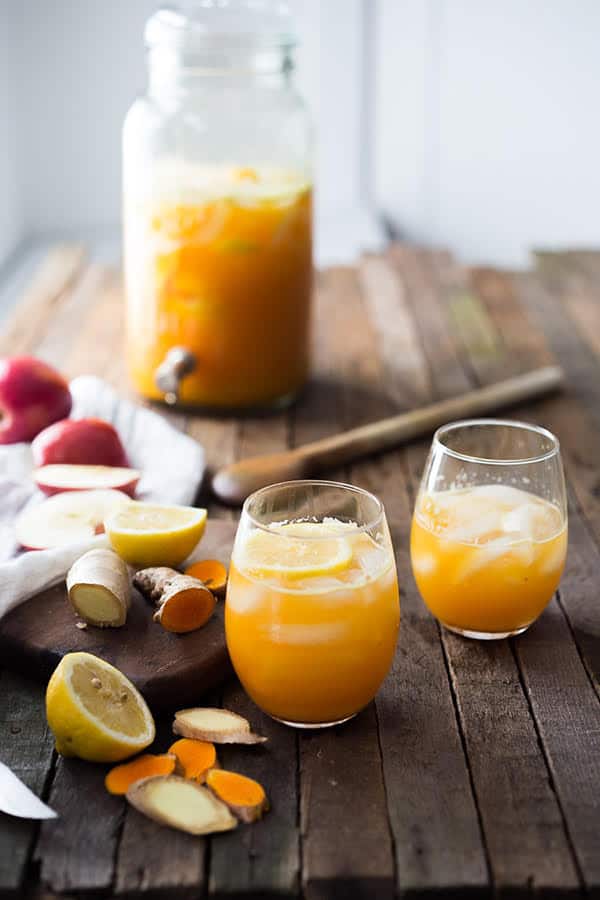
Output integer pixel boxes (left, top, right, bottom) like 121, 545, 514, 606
410, 419, 567, 639
225, 481, 400, 728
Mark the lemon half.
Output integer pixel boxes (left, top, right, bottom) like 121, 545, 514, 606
46, 652, 155, 762
105, 502, 207, 566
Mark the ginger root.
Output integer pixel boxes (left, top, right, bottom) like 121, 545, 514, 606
173, 708, 267, 745
66, 548, 130, 627
105, 754, 176, 795
126, 775, 237, 835
133, 567, 215, 634
168, 738, 218, 781
184, 560, 228, 597
206, 769, 269, 823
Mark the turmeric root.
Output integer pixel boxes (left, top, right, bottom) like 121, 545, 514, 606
168, 738, 218, 781
206, 769, 269, 823
184, 560, 228, 597
66, 548, 130, 627
133, 567, 215, 634
173, 708, 267, 745
126, 775, 237, 835
105, 754, 176, 795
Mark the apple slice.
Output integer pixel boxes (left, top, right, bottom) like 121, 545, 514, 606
34, 465, 140, 497
15, 490, 131, 550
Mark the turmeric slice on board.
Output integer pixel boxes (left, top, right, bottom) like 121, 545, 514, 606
105, 753, 176, 795
133, 567, 215, 633
206, 769, 269, 823
184, 559, 228, 596
168, 738, 218, 781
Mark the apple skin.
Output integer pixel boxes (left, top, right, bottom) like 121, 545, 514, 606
32, 417, 130, 468
0, 356, 72, 444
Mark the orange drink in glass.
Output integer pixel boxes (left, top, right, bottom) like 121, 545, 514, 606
226, 481, 400, 727
411, 420, 567, 639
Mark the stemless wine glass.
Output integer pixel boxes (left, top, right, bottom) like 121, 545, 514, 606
410, 419, 567, 639
225, 480, 400, 728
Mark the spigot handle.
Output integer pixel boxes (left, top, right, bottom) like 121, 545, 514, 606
154, 347, 197, 405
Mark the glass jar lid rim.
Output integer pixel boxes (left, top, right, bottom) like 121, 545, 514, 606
145, 1, 297, 50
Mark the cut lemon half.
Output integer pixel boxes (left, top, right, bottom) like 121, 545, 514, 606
105, 502, 207, 567
239, 522, 353, 580
46, 652, 155, 763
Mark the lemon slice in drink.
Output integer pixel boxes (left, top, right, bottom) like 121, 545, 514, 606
105, 502, 207, 567
240, 522, 353, 580
46, 652, 155, 762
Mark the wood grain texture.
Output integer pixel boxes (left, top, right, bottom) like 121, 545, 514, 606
357, 254, 489, 896
449, 257, 600, 895
0, 521, 236, 711
0, 673, 55, 896
208, 682, 300, 898
36, 757, 123, 893
0, 244, 86, 356
1, 244, 600, 898
402, 245, 580, 893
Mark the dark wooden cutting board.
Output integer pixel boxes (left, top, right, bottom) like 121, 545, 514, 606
0, 519, 237, 711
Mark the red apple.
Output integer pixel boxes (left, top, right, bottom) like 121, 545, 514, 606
15, 489, 131, 550
0, 356, 72, 444
31, 417, 129, 467
34, 464, 140, 497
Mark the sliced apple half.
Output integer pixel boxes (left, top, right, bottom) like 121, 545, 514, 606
16, 489, 131, 550
34, 465, 140, 497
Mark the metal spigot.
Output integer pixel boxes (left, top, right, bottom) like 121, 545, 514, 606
154, 347, 197, 405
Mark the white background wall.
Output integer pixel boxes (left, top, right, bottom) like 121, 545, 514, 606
1, 0, 599, 269
375, 0, 600, 266
0, 1, 24, 264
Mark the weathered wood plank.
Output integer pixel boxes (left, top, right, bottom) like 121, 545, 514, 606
357, 253, 489, 897
208, 683, 300, 898
0, 674, 55, 897
115, 717, 206, 900
207, 298, 296, 896
36, 757, 123, 893
445, 257, 600, 893
471, 267, 600, 689
293, 268, 395, 900
0, 245, 86, 356
515, 582, 600, 893
399, 245, 580, 894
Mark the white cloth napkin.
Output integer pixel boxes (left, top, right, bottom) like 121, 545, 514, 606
0, 376, 205, 619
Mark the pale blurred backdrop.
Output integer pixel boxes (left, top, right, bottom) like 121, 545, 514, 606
1, 0, 599, 275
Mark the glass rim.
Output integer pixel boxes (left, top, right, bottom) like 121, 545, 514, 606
242, 479, 385, 538
432, 418, 561, 466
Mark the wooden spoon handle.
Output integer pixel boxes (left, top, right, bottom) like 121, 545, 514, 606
298, 366, 564, 470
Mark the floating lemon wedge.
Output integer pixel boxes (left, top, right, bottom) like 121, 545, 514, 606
46, 652, 155, 763
240, 521, 353, 580
105, 502, 207, 567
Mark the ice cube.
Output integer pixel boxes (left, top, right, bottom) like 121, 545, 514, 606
453, 536, 514, 581
412, 553, 437, 575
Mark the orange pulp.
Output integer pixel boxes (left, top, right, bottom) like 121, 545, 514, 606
225, 521, 400, 725
124, 165, 312, 408
411, 485, 567, 635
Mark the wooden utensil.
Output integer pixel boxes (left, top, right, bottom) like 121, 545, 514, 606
212, 365, 564, 505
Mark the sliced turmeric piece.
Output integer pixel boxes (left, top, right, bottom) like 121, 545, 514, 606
206, 769, 269, 823
184, 559, 228, 597
168, 738, 218, 781
133, 567, 215, 633
126, 775, 237, 835
105, 753, 176, 795
173, 708, 267, 745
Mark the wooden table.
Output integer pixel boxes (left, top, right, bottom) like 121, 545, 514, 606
1, 244, 599, 899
